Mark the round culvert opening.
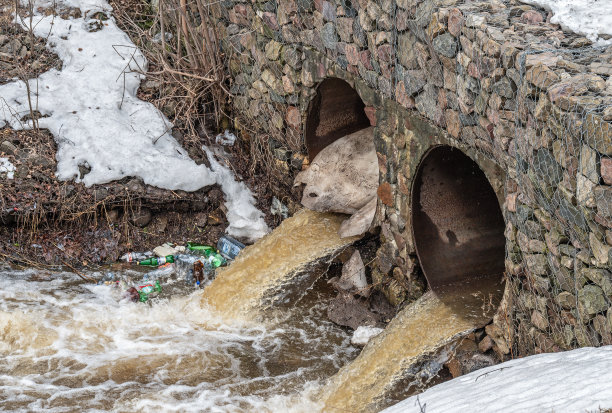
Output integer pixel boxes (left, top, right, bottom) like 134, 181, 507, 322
411, 146, 506, 291
305, 78, 370, 160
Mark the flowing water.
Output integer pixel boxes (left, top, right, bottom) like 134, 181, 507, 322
0, 264, 357, 412
321, 276, 504, 412
1, 209, 504, 412
202, 209, 358, 321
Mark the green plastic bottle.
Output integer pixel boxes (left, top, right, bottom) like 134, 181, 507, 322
186, 242, 216, 255
138, 280, 162, 302
206, 252, 226, 268
137, 255, 175, 266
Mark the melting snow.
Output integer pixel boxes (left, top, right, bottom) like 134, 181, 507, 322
520, 0, 612, 45
0, 158, 15, 179
0, 0, 268, 241
383, 345, 612, 413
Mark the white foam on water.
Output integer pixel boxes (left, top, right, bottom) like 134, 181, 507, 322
0, 268, 355, 412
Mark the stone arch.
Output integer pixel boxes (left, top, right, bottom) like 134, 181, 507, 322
304, 77, 371, 160
410, 145, 506, 291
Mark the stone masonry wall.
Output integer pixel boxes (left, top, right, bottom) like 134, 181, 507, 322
215, 0, 612, 358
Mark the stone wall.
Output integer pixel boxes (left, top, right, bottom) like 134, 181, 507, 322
215, 0, 612, 357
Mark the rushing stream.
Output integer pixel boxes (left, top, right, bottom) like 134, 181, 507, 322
0, 264, 358, 412
1, 209, 505, 412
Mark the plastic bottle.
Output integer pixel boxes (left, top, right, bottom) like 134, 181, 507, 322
137, 255, 175, 266
186, 242, 216, 256
217, 235, 245, 260
137, 280, 162, 302
120, 251, 153, 263
194, 260, 204, 287
206, 252, 226, 268
174, 254, 199, 284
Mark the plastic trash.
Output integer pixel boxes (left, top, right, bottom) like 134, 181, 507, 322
215, 130, 236, 146
138, 255, 175, 266
217, 235, 245, 260
137, 280, 162, 302
144, 263, 175, 280
186, 242, 216, 255
270, 197, 289, 219
97, 272, 116, 285
125, 287, 140, 302
186, 242, 226, 268
174, 254, 200, 284
194, 260, 204, 287
120, 251, 153, 263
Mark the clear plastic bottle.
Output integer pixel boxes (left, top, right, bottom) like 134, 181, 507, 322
120, 251, 153, 263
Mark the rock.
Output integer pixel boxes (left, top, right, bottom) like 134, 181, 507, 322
321, 22, 338, 49
582, 268, 612, 296
485, 324, 510, 355
130, 207, 152, 227
492, 77, 514, 99
327, 292, 381, 329
377, 182, 393, 206
557, 291, 575, 310
447, 8, 463, 37
521, 10, 543, 24
194, 212, 208, 227
264, 40, 282, 60
478, 335, 493, 352
590, 232, 610, 266
580, 145, 599, 183
339, 197, 376, 238
432, 33, 457, 58
578, 284, 607, 317
531, 310, 549, 331
286, 106, 301, 129
525, 254, 549, 276
337, 250, 369, 296
92, 188, 108, 200
321, 0, 336, 21
577, 174, 596, 207
403, 69, 427, 96
0, 140, 17, 156
535, 148, 563, 186
601, 158, 612, 185
593, 314, 612, 345
465, 14, 485, 28
526, 64, 559, 90
351, 326, 384, 346
294, 127, 378, 215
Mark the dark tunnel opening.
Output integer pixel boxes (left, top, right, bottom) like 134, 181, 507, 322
411, 146, 506, 291
305, 78, 370, 160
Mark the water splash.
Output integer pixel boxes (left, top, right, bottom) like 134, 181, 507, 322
201, 209, 358, 321
0, 266, 357, 412
321, 276, 504, 412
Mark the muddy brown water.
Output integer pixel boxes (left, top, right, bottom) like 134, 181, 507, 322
1, 210, 503, 412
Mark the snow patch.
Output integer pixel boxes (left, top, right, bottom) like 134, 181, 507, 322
204, 148, 268, 242
0, 0, 268, 241
351, 326, 383, 346
0, 158, 16, 179
521, 0, 612, 45
383, 345, 612, 413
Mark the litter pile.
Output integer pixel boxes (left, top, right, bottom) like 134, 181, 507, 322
96, 235, 245, 302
